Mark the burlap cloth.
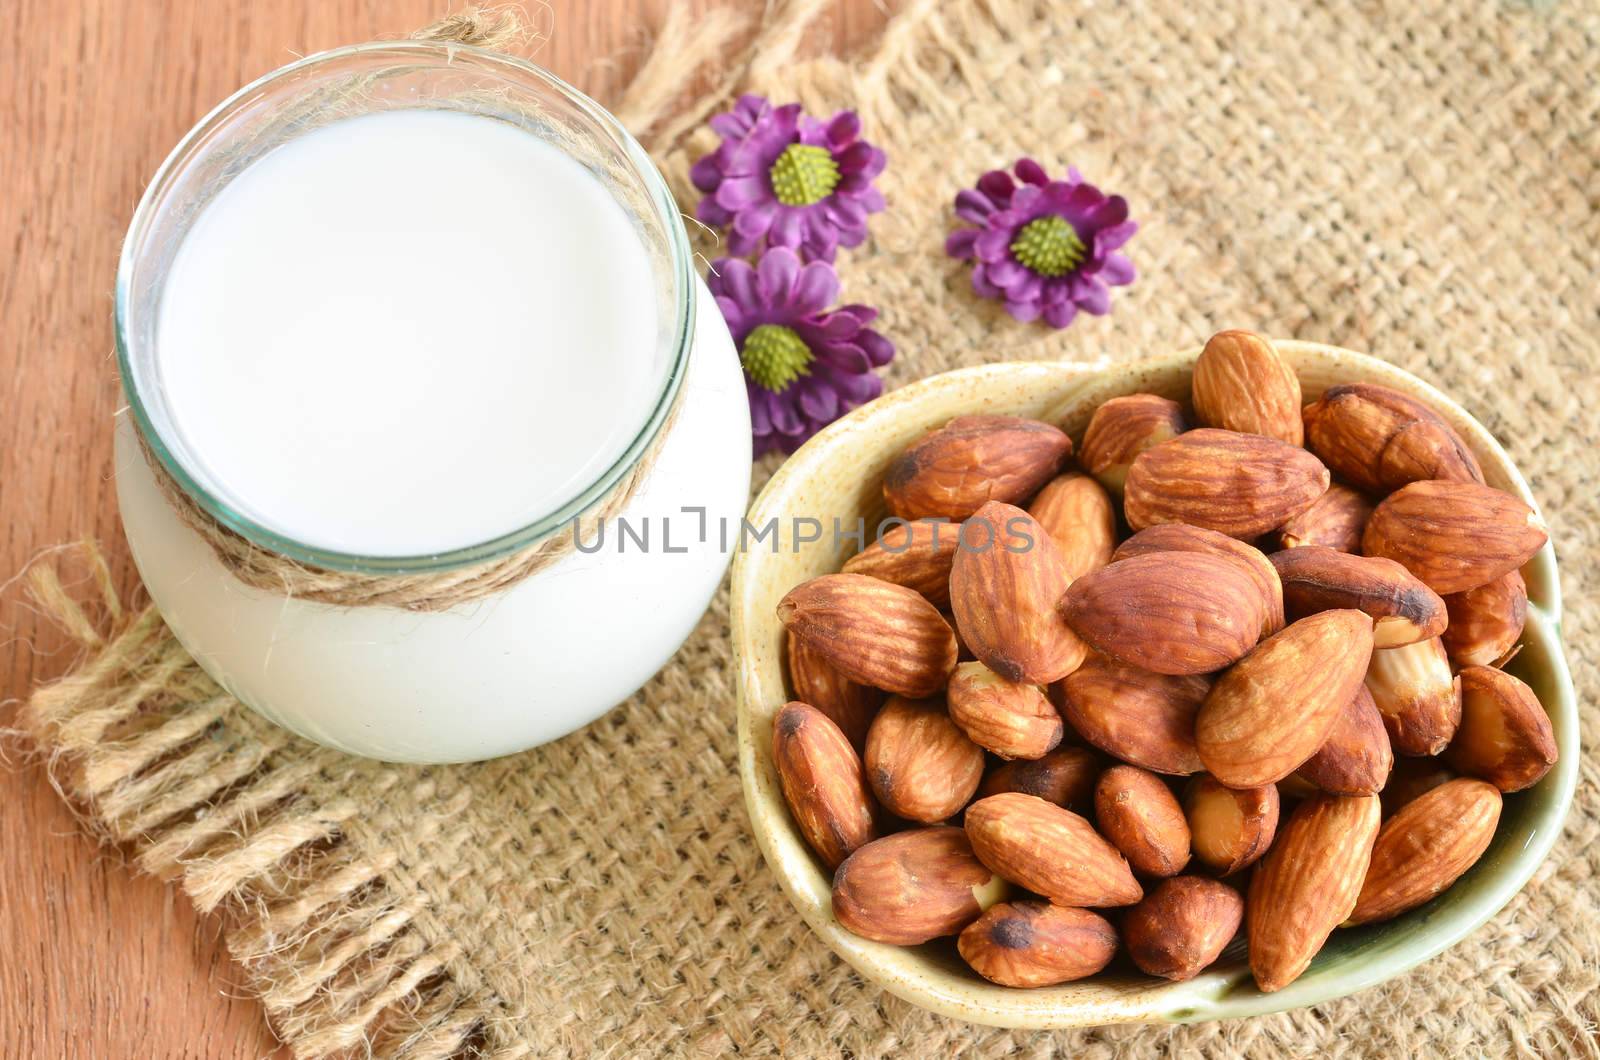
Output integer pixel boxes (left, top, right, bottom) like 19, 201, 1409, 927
20, 0, 1600, 1055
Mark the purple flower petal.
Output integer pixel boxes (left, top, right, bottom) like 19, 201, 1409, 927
1094, 220, 1139, 254
977, 169, 1017, 204
945, 228, 980, 259
797, 377, 840, 421
768, 207, 805, 248
690, 154, 723, 193
830, 370, 883, 404
1043, 301, 1079, 329
985, 258, 1027, 289
756, 246, 802, 303
973, 228, 1014, 263
856, 330, 894, 367
790, 260, 841, 315
1098, 253, 1136, 286
972, 268, 1004, 299
1005, 299, 1042, 323
733, 199, 779, 241
715, 175, 770, 211
696, 198, 733, 228
826, 111, 861, 149
1070, 274, 1112, 315
1015, 158, 1048, 186
954, 189, 997, 224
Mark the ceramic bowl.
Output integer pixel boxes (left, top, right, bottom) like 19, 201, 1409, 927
731, 341, 1577, 1027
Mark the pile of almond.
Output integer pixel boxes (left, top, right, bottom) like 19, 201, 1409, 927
771, 330, 1558, 993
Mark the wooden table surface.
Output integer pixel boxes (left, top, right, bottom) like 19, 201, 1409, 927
0, 2, 884, 1055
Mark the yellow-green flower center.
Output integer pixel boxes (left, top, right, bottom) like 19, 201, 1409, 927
769, 144, 840, 207
1010, 215, 1086, 277
742, 324, 814, 391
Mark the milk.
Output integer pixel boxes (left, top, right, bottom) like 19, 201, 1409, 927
155, 109, 665, 556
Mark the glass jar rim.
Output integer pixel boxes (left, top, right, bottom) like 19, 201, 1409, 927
114, 40, 695, 575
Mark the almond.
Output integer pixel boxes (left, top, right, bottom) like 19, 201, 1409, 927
1446, 666, 1558, 792
1380, 757, 1458, 816
1297, 686, 1393, 796
883, 415, 1071, 521
950, 502, 1088, 684
1184, 775, 1279, 875
772, 703, 879, 868
1364, 637, 1460, 756
1059, 552, 1267, 676
1442, 570, 1528, 669
1247, 794, 1382, 992
1124, 429, 1330, 540
958, 901, 1117, 987
978, 747, 1101, 810
1027, 472, 1117, 581
841, 519, 961, 608
1079, 394, 1187, 495
1122, 876, 1244, 981
1276, 772, 1321, 801
1362, 480, 1548, 595
1094, 765, 1191, 877
778, 573, 958, 698
864, 696, 985, 823
964, 792, 1143, 907
787, 632, 883, 750
1277, 483, 1375, 554
1196, 611, 1375, 786
1346, 778, 1502, 926
1053, 654, 1209, 775
1191, 329, 1304, 445
1302, 383, 1483, 493
1112, 523, 1285, 636
947, 662, 1063, 760
1271, 546, 1446, 648
832, 827, 1007, 945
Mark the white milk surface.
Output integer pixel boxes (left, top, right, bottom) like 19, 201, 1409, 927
155, 109, 665, 556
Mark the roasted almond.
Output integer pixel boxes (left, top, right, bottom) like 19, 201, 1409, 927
787, 632, 883, 751
1380, 757, 1459, 817
1112, 523, 1285, 636
978, 747, 1101, 811
1053, 654, 1208, 775
778, 573, 958, 698
772, 703, 879, 868
1446, 666, 1558, 792
1196, 610, 1375, 787
1364, 637, 1461, 756
1191, 329, 1304, 445
947, 662, 1063, 760
1079, 393, 1187, 496
841, 519, 961, 608
1027, 472, 1116, 581
883, 415, 1071, 521
965, 792, 1143, 907
1060, 552, 1267, 676
1276, 483, 1375, 554
1346, 778, 1502, 926
958, 901, 1117, 987
1302, 383, 1483, 494
1247, 794, 1381, 992
1362, 480, 1548, 595
832, 827, 1007, 945
864, 696, 985, 823
1123, 876, 1244, 981
1271, 546, 1446, 648
1094, 765, 1191, 877
950, 502, 1088, 684
1124, 428, 1330, 540
1184, 775, 1279, 875
1442, 570, 1528, 669
1297, 685, 1393, 796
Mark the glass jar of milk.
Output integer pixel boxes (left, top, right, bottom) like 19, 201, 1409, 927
113, 43, 751, 762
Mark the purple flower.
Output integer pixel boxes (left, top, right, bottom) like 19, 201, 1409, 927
691, 95, 887, 263
709, 247, 895, 456
945, 158, 1138, 328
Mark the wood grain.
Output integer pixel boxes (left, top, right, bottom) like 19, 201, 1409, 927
0, 2, 885, 1054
